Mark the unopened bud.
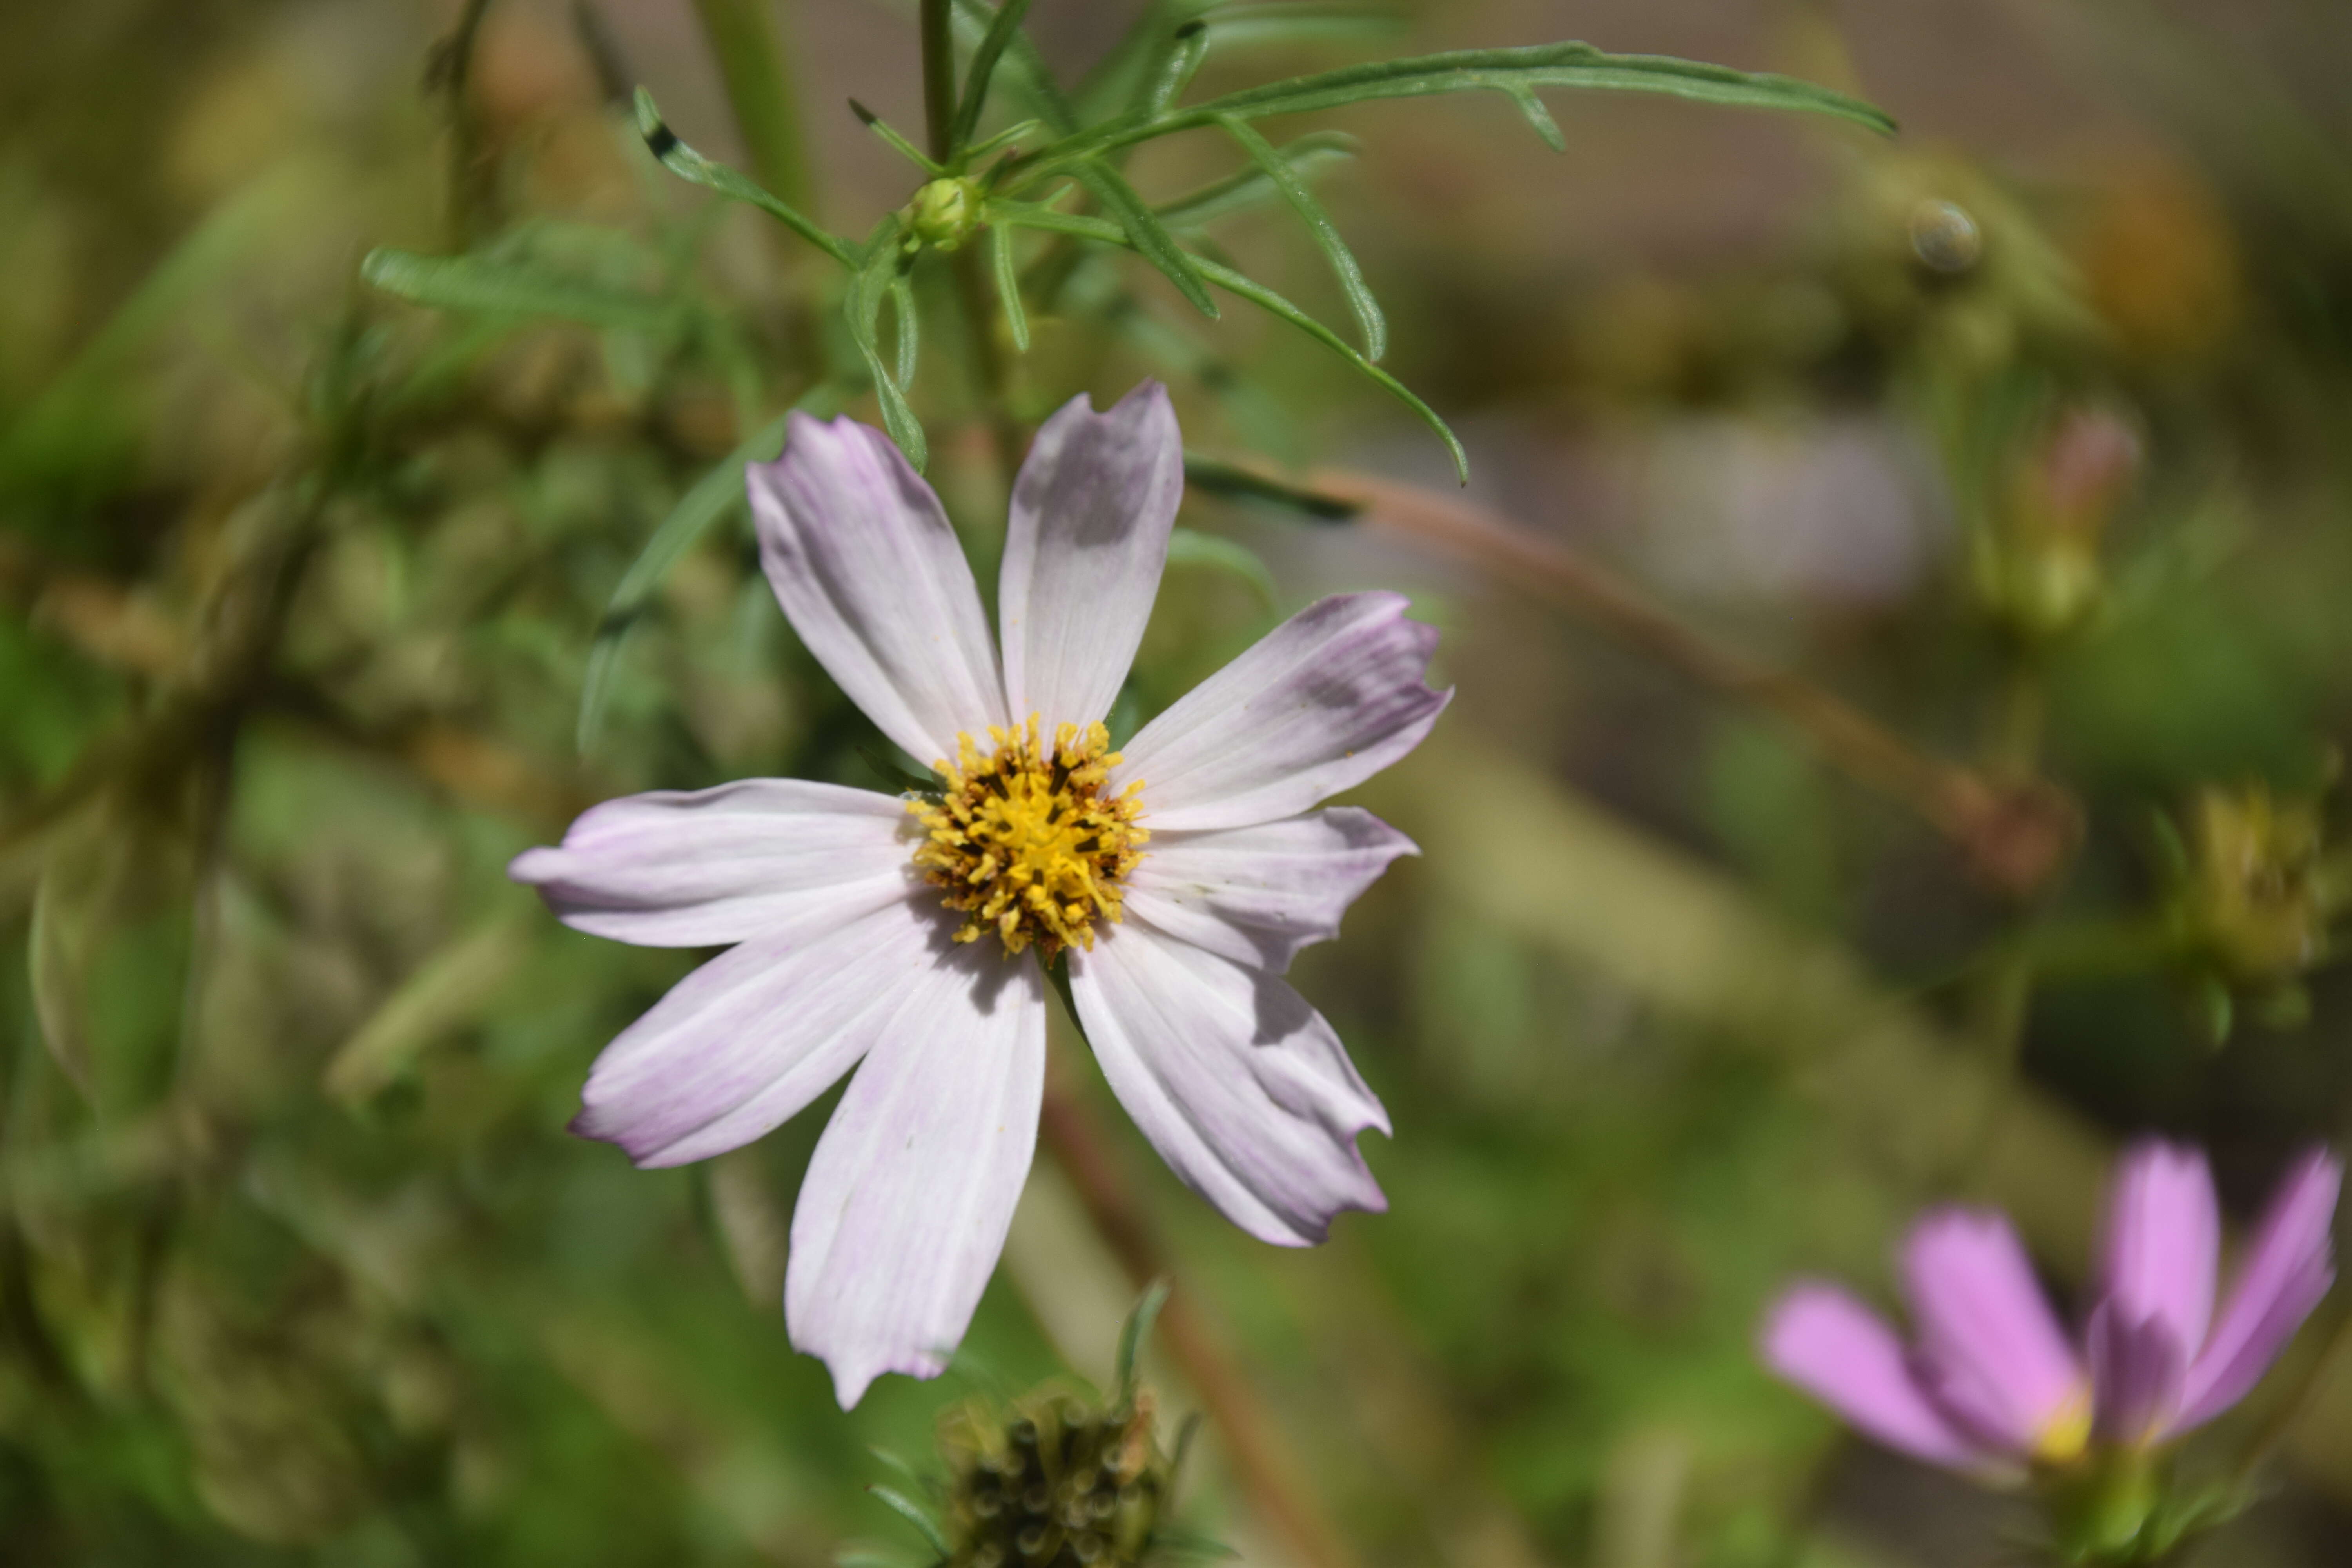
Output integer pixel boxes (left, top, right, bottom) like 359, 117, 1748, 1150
909, 176, 984, 252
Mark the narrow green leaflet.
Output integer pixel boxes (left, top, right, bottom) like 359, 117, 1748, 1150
866, 1487, 951, 1559
850, 100, 942, 174
1142, 21, 1210, 116
844, 223, 928, 469
1215, 114, 1384, 359
633, 87, 858, 267
1166, 527, 1280, 613
575, 400, 815, 754
948, 0, 1036, 154
989, 222, 1031, 351
950, 0, 1076, 134
1114, 1278, 1172, 1398
1071, 162, 1220, 318
361, 248, 677, 331
994, 203, 1466, 479
1018, 42, 1896, 175
1202, 2, 1405, 50
889, 274, 920, 388
1155, 130, 1356, 228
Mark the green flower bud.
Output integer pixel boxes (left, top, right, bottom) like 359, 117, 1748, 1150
909, 177, 984, 253
2174, 784, 2336, 986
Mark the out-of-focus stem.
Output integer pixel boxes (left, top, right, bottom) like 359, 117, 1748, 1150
1314, 467, 2080, 895
689, 0, 817, 216
920, 0, 957, 163
430, 0, 499, 247
1037, 1082, 1362, 1568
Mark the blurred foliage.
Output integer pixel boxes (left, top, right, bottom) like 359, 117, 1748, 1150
4, 1, 2352, 1566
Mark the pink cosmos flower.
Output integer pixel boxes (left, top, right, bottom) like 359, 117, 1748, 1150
1760, 1142, 2341, 1474
511, 382, 1446, 1406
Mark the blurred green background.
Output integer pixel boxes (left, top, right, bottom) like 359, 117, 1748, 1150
5, 1, 2352, 1563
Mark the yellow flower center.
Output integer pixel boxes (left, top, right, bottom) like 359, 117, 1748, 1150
2033, 1388, 2094, 1466
909, 716, 1148, 959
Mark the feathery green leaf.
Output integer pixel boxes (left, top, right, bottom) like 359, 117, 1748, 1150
949, 0, 1036, 154
1154, 130, 1357, 227
633, 87, 858, 266
1017, 42, 1895, 179
989, 222, 1031, 351
1215, 113, 1383, 359
995, 203, 1465, 480
361, 249, 676, 331
1070, 163, 1220, 318
844, 225, 927, 469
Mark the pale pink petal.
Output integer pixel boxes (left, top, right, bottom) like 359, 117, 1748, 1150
1759, 1283, 1986, 1469
1902, 1209, 2085, 1455
1122, 808, 1416, 974
1112, 592, 1448, 831
2178, 1148, 2341, 1428
570, 894, 942, 1168
1068, 920, 1387, 1247
510, 780, 913, 947
784, 948, 1047, 1409
749, 414, 1005, 765
998, 383, 1184, 735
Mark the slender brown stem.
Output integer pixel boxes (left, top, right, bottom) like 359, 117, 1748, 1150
426, 0, 499, 247
1310, 466, 2080, 894
1037, 1082, 1361, 1568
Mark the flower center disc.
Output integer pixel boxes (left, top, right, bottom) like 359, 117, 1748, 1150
910, 717, 1148, 959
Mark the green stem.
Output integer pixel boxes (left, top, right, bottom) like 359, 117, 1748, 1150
921, 0, 958, 163
689, 0, 817, 216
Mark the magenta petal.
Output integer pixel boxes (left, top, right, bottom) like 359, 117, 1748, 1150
509, 779, 912, 947
1120, 808, 1417, 974
1068, 920, 1387, 1247
2177, 1148, 2341, 1429
998, 382, 1184, 735
2088, 1303, 2187, 1444
748, 414, 1005, 766
2100, 1139, 2220, 1369
1902, 1209, 2084, 1455
785, 946, 1047, 1410
1111, 592, 1448, 831
1760, 1283, 1985, 1469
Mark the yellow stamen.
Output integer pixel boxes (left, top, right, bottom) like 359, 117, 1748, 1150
2032, 1388, 2094, 1466
908, 716, 1149, 960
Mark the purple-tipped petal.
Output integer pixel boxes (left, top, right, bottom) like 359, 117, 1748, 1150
1111, 592, 1448, 832
1902, 1209, 2087, 1457
749, 414, 1005, 766
784, 946, 1046, 1409
2178, 1148, 2342, 1429
2100, 1140, 2220, 1370
998, 383, 1184, 735
571, 894, 939, 1168
1121, 808, 1417, 974
510, 780, 913, 947
1068, 920, 1387, 1247
1760, 1283, 1986, 1469
2088, 1303, 2187, 1444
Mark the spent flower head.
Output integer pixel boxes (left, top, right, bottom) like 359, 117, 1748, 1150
512, 383, 1446, 1405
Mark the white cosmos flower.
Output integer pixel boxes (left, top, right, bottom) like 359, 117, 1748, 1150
511, 381, 1448, 1406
